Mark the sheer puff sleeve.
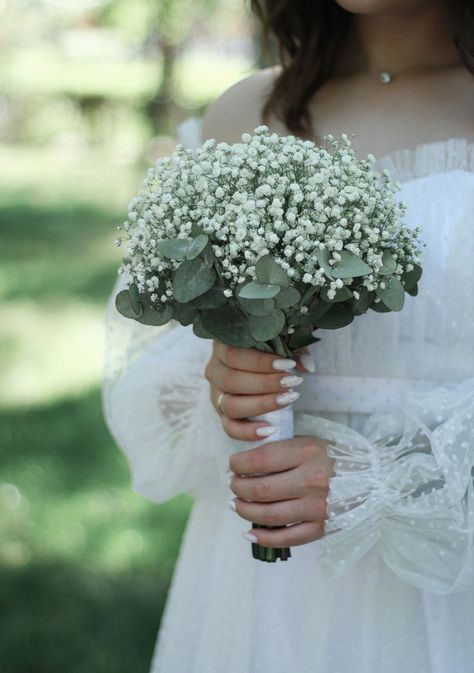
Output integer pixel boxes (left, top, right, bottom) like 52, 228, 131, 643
101, 271, 238, 504
296, 379, 474, 594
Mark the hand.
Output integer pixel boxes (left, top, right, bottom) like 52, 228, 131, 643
204, 341, 316, 441
228, 435, 335, 548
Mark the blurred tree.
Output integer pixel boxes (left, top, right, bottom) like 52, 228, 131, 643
97, 0, 219, 135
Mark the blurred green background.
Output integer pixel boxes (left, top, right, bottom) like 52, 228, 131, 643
0, 1, 261, 671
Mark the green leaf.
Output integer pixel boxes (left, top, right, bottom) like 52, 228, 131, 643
371, 299, 391, 313
331, 250, 373, 278
192, 286, 227, 309
289, 326, 320, 350
254, 341, 275, 353
375, 274, 405, 311
401, 263, 422, 291
128, 283, 143, 317
349, 287, 371, 315
190, 222, 205, 237
379, 250, 397, 275
249, 310, 285, 342
316, 248, 334, 279
172, 302, 197, 326
135, 303, 173, 326
320, 285, 353, 303
186, 234, 209, 260
300, 284, 319, 305
192, 313, 214, 339
115, 289, 139, 319
255, 255, 290, 288
157, 238, 191, 259
172, 258, 216, 303
238, 280, 280, 299
313, 304, 354, 329
238, 296, 276, 316
306, 298, 332, 321
201, 306, 256, 347
274, 286, 301, 309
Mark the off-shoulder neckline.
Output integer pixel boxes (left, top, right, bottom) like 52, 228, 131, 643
176, 116, 474, 184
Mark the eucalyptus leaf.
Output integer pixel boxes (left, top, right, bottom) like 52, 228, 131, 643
172, 302, 197, 326
249, 309, 285, 342
300, 284, 319, 305
255, 255, 290, 288
157, 238, 190, 259
371, 299, 392, 313
135, 303, 173, 326
238, 296, 276, 316
274, 286, 301, 309
331, 250, 373, 279
190, 222, 205, 237
128, 283, 143, 317
186, 234, 209, 260
201, 306, 256, 347
289, 326, 320, 350
375, 274, 405, 311
238, 280, 280, 299
320, 285, 353, 303
313, 304, 354, 329
349, 286, 371, 315
401, 263, 422, 290
316, 248, 334, 279
254, 342, 274, 353
192, 286, 227, 309
115, 290, 138, 319
379, 250, 397, 276
173, 258, 216, 303
192, 314, 214, 339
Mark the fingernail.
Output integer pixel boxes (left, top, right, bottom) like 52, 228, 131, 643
228, 498, 236, 511
276, 390, 300, 405
242, 531, 258, 543
272, 358, 297, 371
255, 425, 278, 437
227, 475, 233, 487
224, 463, 233, 473
299, 351, 316, 373
280, 375, 303, 388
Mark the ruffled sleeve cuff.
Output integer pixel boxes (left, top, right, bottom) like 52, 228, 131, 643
297, 379, 474, 594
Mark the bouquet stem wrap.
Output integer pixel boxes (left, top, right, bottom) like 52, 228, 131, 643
246, 403, 295, 562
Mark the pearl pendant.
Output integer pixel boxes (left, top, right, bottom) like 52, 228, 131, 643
379, 71, 393, 85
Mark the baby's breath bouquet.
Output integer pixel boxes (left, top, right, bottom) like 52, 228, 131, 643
115, 125, 422, 563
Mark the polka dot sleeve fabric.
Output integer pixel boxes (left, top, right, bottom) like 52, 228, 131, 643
296, 379, 474, 594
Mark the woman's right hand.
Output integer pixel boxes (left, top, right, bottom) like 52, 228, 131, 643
204, 341, 316, 441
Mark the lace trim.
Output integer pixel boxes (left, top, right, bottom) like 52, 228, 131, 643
375, 138, 474, 184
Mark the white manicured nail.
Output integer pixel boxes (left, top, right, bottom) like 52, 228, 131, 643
276, 390, 300, 405
280, 375, 303, 388
242, 531, 258, 543
227, 475, 233, 487
299, 351, 316, 373
224, 463, 233, 473
228, 498, 237, 511
255, 425, 278, 437
272, 358, 297, 371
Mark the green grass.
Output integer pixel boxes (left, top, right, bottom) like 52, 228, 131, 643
0, 144, 193, 672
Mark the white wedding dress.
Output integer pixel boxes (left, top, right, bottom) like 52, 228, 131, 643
102, 116, 474, 673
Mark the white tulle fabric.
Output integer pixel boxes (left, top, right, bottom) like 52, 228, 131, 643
102, 118, 474, 673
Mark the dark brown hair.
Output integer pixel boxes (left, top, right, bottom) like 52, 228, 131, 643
251, 0, 474, 136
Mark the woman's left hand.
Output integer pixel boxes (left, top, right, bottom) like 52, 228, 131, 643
228, 435, 336, 548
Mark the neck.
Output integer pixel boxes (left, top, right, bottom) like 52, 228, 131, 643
337, 2, 460, 77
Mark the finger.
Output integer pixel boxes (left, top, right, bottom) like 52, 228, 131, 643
229, 468, 302, 502
211, 360, 303, 395
216, 343, 297, 374
229, 435, 309, 475
232, 495, 323, 527
221, 416, 279, 442
218, 389, 299, 420
244, 521, 324, 547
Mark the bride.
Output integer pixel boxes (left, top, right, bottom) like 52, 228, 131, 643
102, 1, 474, 672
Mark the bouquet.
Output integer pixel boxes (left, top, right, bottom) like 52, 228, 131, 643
114, 125, 423, 563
